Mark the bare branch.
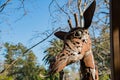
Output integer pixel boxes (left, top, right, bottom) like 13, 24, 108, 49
0, 28, 60, 75
54, 0, 70, 19
48, 0, 55, 18
77, 0, 82, 27
77, 0, 85, 27
0, 0, 11, 12
14, 0, 27, 22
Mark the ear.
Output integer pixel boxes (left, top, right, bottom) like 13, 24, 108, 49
83, 0, 96, 29
54, 31, 67, 40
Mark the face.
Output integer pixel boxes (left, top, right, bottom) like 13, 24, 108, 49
49, 0, 96, 74
49, 28, 92, 73
56, 27, 91, 61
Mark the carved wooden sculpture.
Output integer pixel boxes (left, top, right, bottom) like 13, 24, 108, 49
49, 0, 98, 80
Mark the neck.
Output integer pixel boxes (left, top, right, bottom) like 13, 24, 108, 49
80, 50, 98, 80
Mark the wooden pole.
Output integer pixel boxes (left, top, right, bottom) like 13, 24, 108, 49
111, 0, 120, 80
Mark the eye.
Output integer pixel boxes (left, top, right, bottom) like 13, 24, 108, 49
74, 31, 82, 37
82, 39, 85, 42
78, 31, 82, 36
75, 32, 79, 36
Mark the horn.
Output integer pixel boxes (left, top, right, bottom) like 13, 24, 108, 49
74, 13, 79, 27
68, 19, 73, 30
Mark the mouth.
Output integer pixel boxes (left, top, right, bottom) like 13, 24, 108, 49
49, 51, 84, 74
49, 56, 68, 74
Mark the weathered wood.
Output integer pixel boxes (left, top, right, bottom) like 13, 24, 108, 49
111, 0, 120, 80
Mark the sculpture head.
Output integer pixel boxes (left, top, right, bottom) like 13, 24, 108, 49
49, 0, 96, 74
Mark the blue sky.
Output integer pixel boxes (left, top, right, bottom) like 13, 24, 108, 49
0, 0, 56, 66
0, 0, 109, 68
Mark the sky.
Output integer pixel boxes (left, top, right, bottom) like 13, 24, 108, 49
0, 0, 109, 68
0, 0, 56, 66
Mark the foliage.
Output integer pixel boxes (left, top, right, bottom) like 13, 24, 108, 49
99, 71, 110, 80
92, 26, 110, 79
1, 43, 43, 80
0, 74, 13, 80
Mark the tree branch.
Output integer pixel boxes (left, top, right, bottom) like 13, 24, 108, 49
54, 0, 70, 19
0, 0, 11, 12
0, 28, 60, 75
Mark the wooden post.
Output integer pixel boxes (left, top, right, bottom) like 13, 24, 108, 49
111, 0, 120, 80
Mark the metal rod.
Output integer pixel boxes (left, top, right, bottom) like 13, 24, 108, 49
68, 19, 73, 29
74, 13, 79, 27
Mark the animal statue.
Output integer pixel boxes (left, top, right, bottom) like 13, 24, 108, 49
49, 0, 98, 80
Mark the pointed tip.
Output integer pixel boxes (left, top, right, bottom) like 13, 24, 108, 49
83, 0, 96, 29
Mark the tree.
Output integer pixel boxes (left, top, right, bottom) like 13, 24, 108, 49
92, 26, 110, 79
1, 43, 42, 80
0, 74, 13, 80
